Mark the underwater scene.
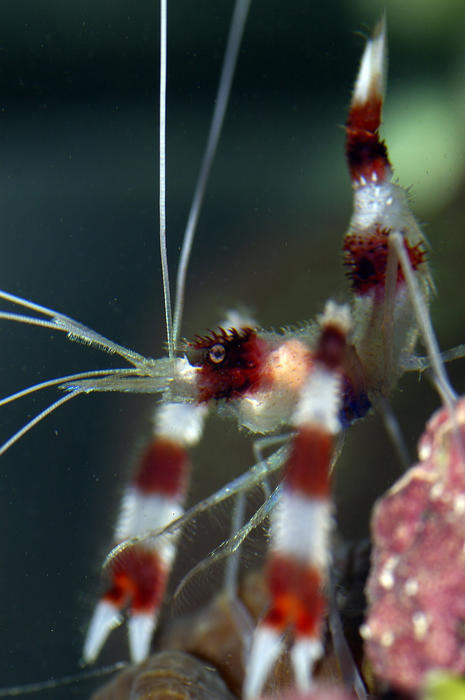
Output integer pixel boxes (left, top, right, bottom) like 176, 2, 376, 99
0, 0, 465, 698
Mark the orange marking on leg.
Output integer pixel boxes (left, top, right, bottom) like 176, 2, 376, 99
104, 546, 167, 614
265, 555, 325, 637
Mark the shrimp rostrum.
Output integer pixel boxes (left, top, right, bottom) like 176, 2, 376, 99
0, 7, 462, 700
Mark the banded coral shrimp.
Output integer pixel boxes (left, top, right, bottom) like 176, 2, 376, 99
0, 1, 465, 699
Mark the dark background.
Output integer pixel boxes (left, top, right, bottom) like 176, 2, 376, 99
0, 1, 464, 697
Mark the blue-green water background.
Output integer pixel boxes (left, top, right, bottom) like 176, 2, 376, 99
0, 1, 464, 697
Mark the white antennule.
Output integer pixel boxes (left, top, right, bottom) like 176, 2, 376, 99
173, 484, 282, 602
0, 289, 152, 367
0, 0, 252, 451
172, 0, 252, 351
158, 0, 173, 358
0, 662, 127, 698
0, 289, 177, 454
389, 232, 457, 410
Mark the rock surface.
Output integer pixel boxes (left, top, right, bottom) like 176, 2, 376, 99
364, 399, 465, 693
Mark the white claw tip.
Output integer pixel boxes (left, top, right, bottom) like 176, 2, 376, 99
291, 636, 324, 691
128, 611, 157, 664
82, 600, 122, 664
353, 15, 387, 106
319, 301, 352, 335
243, 625, 283, 700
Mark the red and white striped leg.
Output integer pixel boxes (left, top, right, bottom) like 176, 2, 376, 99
244, 303, 351, 699
83, 401, 206, 664
344, 17, 431, 401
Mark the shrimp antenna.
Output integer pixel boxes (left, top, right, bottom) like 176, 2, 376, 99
0, 661, 127, 697
172, 0, 252, 350
103, 444, 288, 567
0, 290, 174, 452
0, 289, 152, 368
173, 484, 281, 602
158, 0, 173, 358
390, 232, 457, 410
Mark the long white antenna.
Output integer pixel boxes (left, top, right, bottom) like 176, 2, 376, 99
0, 390, 83, 456
390, 232, 457, 410
0, 662, 127, 697
172, 0, 252, 350
158, 0, 173, 358
104, 443, 288, 567
0, 289, 152, 367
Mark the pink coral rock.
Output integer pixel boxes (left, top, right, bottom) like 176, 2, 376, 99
364, 398, 465, 693
259, 690, 355, 700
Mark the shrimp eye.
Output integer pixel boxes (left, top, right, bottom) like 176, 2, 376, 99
208, 343, 226, 364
